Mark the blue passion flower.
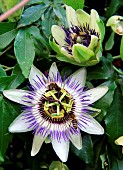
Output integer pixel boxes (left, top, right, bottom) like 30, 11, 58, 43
3, 63, 108, 162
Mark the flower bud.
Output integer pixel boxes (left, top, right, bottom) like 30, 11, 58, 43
106, 16, 123, 35
50, 6, 104, 66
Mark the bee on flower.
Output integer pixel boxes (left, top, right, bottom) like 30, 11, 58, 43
50, 6, 105, 66
3, 63, 108, 162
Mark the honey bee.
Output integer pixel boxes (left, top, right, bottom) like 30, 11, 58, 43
69, 113, 78, 129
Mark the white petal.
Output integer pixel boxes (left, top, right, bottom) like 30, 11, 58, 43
65, 68, 87, 87
29, 65, 47, 89
51, 25, 66, 46
78, 114, 104, 134
31, 133, 47, 156
66, 5, 78, 28
48, 62, 62, 84
70, 132, 82, 149
89, 9, 100, 33
60, 47, 73, 58
3, 89, 33, 106
84, 86, 108, 104
51, 138, 69, 162
76, 9, 90, 26
9, 113, 33, 133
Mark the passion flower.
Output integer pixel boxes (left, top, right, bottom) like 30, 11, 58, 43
3, 63, 108, 162
50, 6, 104, 66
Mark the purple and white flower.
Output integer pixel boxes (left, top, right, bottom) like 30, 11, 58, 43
3, 63, 108, 162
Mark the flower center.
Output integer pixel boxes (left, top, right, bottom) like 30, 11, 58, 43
39, 83, 74, 122
63, 24, 99, 54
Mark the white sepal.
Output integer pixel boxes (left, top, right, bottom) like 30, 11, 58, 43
51, 137, 69, 162
9, 113, 33, 133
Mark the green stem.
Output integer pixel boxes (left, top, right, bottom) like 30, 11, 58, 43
0, 44, 13, 57
5, 67, 14, 71
112, 55, 120, 59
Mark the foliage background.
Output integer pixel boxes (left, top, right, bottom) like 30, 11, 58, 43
0, 0, 123, 169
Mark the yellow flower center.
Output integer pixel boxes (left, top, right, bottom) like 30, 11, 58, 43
42, 83, 73, 119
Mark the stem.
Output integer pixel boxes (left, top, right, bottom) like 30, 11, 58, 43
112, 55, 120, 59
0, 0, 31, 22
1, 65, 9, 69
6, 54, 16, 60
5, 67, 14, 71
0, 44, 13, 57
1, 65, 14, 71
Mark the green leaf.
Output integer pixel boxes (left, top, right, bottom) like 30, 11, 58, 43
28, 26, 50, 50
0, 29, 17, 50
105, 32, 115, 51
10, 64, 25, 89
0, 22, 17, 35
71, 135, 94, 164
95, 80, 117, 122
42, 7, 57, 38
62, 0, 84, 10
49, 161, 69, 170
0, 65, 6, 77
107, 146, 123, 170
87, 54, 114, 80
14, 28, 35, 78
53, 5, 67, 25
120, 36, 123, 60
0, 75, 16, 92
0, 98, 20, 163
97, 19, 105, 44
106, 0, 123, 18
18, 4, 48, 27
27, 0, 45, 5
105, 86, 123, 157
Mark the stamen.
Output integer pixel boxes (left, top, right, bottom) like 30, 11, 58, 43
62, 23, 100, 54
38, 82, 74, 122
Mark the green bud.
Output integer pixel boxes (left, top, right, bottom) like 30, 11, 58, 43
50, 5, 104, 66
106, 15, 123, 35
